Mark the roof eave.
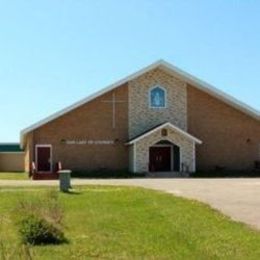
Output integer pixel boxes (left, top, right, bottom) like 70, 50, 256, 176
20, 59, 260, 145
126, 122, 202, 145
159, 60, 260, 120
20, 60, 165, 143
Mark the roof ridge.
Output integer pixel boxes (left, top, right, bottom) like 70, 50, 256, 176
20, 60, 260, 147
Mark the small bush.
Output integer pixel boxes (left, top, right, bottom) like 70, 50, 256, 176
18, 215, 65, 245
15, 190, 66, 245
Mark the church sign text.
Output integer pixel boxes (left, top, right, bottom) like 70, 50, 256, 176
61, 139, 115, 145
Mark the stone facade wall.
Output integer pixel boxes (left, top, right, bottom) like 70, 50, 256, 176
128, 68, 187, 139
187, 85, 260, 171
135, 126, 195, 173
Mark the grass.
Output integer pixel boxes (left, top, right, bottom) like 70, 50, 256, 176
0, 186, 260, 259
0, 172, 28, 180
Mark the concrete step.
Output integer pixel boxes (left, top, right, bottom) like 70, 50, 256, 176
146, 172, 190, 178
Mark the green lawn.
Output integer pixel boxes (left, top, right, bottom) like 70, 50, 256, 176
0, 172, 28, 180
0, 186, 260, 259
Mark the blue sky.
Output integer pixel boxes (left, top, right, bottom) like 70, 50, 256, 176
0, 1, 259, 142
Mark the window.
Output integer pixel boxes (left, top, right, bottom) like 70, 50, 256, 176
149, 86, 166, 108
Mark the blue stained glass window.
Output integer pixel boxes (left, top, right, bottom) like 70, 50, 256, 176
150, 86, 166, 108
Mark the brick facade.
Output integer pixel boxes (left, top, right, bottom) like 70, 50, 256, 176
25, 84, 129, 172
187, 85, 260, 171
23, 64, 260, 175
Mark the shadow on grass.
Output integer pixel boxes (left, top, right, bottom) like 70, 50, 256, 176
60, 190, 81, 195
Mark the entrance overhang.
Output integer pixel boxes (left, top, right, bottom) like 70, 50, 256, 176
126, 122, 202, 145
126, 122, 202, 174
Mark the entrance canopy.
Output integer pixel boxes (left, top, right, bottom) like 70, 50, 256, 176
127, 122, 202, 145
127, 122, 202, 173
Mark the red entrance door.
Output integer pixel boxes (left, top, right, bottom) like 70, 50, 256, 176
36, 146, 52, 172
149, 146, 171, 172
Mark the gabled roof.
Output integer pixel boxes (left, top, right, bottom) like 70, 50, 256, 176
20, 59, 260, 147
126, 122, 202, 145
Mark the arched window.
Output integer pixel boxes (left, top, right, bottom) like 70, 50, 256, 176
149, 86, 166, 108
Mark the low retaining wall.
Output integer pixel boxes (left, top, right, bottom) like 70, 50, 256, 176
0, 152, 24, 172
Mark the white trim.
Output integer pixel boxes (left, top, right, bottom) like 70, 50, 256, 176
20, 59, 260, 147
20, 61, 166, 147
35, 144, 53, 173
149, 85, 167, 109
160, 60, 260, 120
127, 122, 202, 145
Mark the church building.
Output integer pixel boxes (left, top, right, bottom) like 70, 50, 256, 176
20, 60, 260, 179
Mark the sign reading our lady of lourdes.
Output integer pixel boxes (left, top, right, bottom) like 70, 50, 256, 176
61, 139, 115, 145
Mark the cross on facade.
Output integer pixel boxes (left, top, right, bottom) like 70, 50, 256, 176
102, 92, 127, 128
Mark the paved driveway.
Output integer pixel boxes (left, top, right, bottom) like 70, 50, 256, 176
1, 178, 260, 230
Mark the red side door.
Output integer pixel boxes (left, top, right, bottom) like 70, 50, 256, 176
37, 146, 51, 172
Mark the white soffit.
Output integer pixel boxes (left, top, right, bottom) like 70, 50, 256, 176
20, 59, 260, 147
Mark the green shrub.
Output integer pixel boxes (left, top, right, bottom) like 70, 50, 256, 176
18, 215, 65, 245
15, 190, 66, 245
